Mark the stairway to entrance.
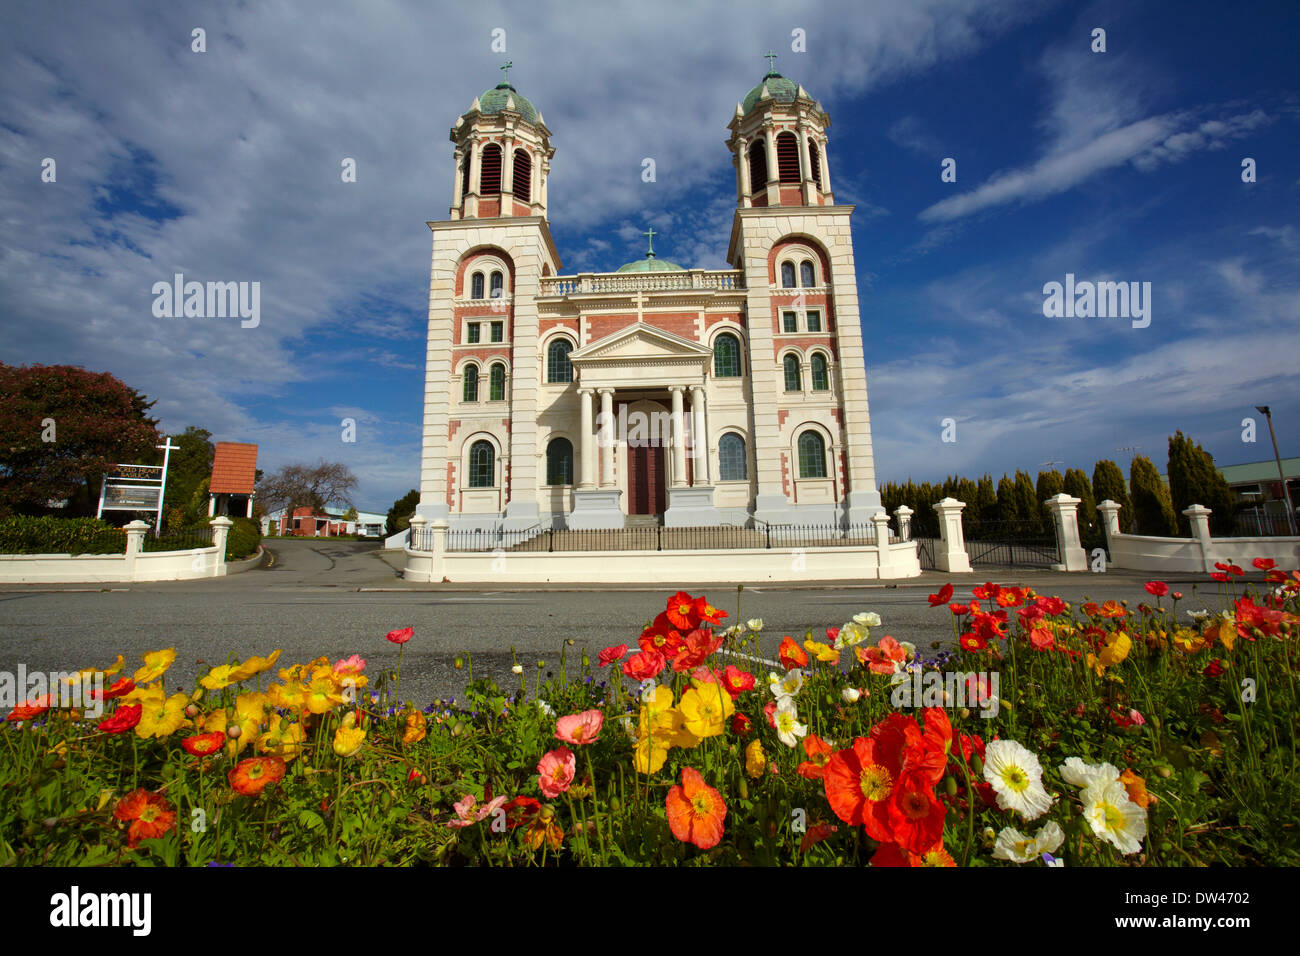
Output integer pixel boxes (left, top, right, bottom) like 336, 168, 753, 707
624, 514, 662, 529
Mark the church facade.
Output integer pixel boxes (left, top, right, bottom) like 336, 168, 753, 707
414, 66, 885, 531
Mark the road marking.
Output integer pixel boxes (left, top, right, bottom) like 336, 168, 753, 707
716, 648, 780, 668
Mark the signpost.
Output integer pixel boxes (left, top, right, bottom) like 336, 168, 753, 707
95, 436, 179, 533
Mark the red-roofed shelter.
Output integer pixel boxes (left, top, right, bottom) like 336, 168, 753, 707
209, 442, 258, 517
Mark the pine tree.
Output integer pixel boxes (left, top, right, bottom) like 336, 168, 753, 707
1092, 459, 1132, 533
996, 476, 1020, 526
975, 475, 997, 523
1130, 455, 1178, 536
1167, 431, 1236, 535
1014, 470, 1043, 533
1036, 469, 1064, 503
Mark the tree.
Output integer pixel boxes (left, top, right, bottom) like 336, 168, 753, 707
1013, 470, 1042, 533
342, 506, 359, 522
147, 426, 215, 522
386, 489, 420, 536
1063, 467, 1099, 543
974, 474, 997, 524
1167, 431, 1236, 535
1036, 469, 1064, 504
0, 364, 160, 517
257, 461, 357, 516
995, 476, 1020, 524
1092, 459, 1132, 533
1130, 454, 1177, 536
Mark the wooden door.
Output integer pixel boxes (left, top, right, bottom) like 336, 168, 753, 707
627, 443, 666, 515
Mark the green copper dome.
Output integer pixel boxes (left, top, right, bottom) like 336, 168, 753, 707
616, 255, 684, 273
477, 82, 539, 125
741, 71, 800, 114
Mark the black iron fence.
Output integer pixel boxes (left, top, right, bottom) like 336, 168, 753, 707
962, 518, 1060, 568
1231, 512, 1298, 537
414, 523, 889, 553
143, 526, 215, 552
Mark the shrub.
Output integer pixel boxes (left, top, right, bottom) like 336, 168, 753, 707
198, 515, 262, 560
1092, 459, 1132, 533
1130, 455, 1178, 536
1168, 431, 1236, 535
0, 515, 126, 555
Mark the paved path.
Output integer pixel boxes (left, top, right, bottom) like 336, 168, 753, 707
0, 539, 1234, 708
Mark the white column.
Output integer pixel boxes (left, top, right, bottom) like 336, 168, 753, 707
934, 497, 972, 574
764, 127, 778, 184
669, 386, 687, 487
451, 148, 464, 212
798, 126, 815, 204
690, 385, 709, 485
736, 139, 751, 204
819, 137, 833, 198
1183, 504, 1215, 573
578, 388, 595, 489
893, 505, 913, 541
599, 389, 615, 489
1045, 493, 1088, 572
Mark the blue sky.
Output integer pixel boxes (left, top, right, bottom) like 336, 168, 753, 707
1, 0, 1297, 512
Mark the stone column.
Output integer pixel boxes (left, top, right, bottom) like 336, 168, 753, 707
736, 139, 751, 204
690, 385, 709, 485
798, 126, 816, 205
578, 388, 595, 489
451, 148, 464, 214
210, 516, 232, 578
933, 498, 972, 574
1183, 504, 1215, 572
893, 505, 913, 541
872, 512, 894, 578
669, 386, 687, 488
599, 388, 615, 488
818, 137, 833, 199
1097, 500, 1123, 539
764, 126, 780, 204
1044, 493, 1088, 572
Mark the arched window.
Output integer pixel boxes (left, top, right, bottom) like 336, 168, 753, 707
718, 433, 747, 481
780, 262, 796, 288
800, 261, 815, 288
480, 144, 502, 194
809, 142, 821, 186
470, 272, 485, 300
513, 149, 532, 203
776, 131, 801, 183
748, 141, 768, 189
489, 363, 506, 401
810, 353, 829, 391
469, 440, 495, 488
546, 438, 573, 486
463, 364, 479, 403
783, 354, 802, 392
547, 339, 573, 383
713, 333, 741, 378
798, 431, 827, 479
490, 271, 504, 298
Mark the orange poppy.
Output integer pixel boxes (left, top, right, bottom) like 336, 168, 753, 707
884, 770, 946, 853
824, 735, 904, 842
693, 596, 728, 625
665, 591, 700, 631
778, 636, 809, 670
796, 734, 834, 780
113, 789, 177, 847
228, 756, 287, 796
665, 767, 727, 850
182, 732, 226, 757
6, 695, 51, 722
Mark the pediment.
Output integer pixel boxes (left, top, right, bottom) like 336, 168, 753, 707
570, 322, 712, 365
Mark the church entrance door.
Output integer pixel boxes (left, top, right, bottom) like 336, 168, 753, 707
627, 442, 665, 516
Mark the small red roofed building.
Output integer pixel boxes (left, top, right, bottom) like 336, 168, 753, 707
208, 442, 258, 518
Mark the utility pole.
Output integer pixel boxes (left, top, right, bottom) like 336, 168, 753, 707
1256, 406, 1296, 535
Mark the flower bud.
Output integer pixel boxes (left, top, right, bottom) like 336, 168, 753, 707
511, 665, 523, 675
453, 657, 464, 670
227, 725, 241, 739
185, 704, 199, 718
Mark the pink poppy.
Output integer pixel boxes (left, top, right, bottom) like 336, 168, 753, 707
597, 644, 628, 667
385, 627, 414, 645
448, 793, 508, 828
555, 709, 604, 746
537, 747, 576, 799
860, 635, 907, 674
333, 654, 366, 676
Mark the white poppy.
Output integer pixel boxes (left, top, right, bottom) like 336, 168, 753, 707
1059, 756, 1121, 791
1082, 780, 1147, 855
984, 739, 1053, 821
993, 821, 1065, 863
773, 699, 808, 748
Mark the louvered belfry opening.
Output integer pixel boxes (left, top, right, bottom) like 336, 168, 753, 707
480, 144, 502, 194
460, 153, 471, 197
748, 141, 768, 189
776, 132, 801, 183
512, 149, 531, 203
809, 142, 821, 187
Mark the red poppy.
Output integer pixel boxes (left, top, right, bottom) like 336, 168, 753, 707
113, 789, 176, 848
927, 583, 954, 607
824, 734, 905, 842
1264, 569, 1286, 583
959, 631, 987, 652
778, 636, 809, 670
182, 732, 226, 757
385, 626, 414, 645
995, 587, 1024, 608
672, 628, 723, 673
731, 712, 752, 735
665, 767, 727, 850
1202, 659, 1225, 678
621, 650, 665, 681
89, 677, 135, 702
1253, 557, 1277, 571
597, 644, 628, 667
1027, 626, 1054, 651
503, 795, 542, 829
228, 756, 287, 796
796, 734, 834, 780
665, 591, 700, 631
6, 695, 51, 722
870, 842, 910, 867
1144, 580, 1169, 598
97, 703, 142, 734
799, 820, 838, 853
825, 627, 840, 643
972, 582, 1001, 601
948, 603, 971, 616
693, 596, 728, 625
762, 700, 778, 729
885, 771, 946, 853
1081, 602, 1101, 618
1035, 595, 1067, 616
720, 665, 755, 698
639, 619, 684, 659
1210, 572, 1229, 582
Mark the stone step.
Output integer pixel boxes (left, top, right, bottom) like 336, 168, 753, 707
623, 514, 662, 528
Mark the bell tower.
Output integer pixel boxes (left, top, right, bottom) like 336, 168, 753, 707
726, 52, 833, 209
449, 62, 554, 221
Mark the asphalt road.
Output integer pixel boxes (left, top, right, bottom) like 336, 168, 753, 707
0, 538, 1230, 708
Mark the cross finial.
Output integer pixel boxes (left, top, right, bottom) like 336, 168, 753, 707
643, 227, 657, 258
500, 61, 512, 84
764, 50, 778, 74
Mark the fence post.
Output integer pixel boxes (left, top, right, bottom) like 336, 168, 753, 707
933, 498, 972, 573
1044, 493, 1087, 571
210, 516, 232, 577
408, 514, 428, 551
871, 512, 894, 578
123, 519, 149, 581
1182, 504, 1214, 572
430, 519, 448, 581
893, 505, 913, 542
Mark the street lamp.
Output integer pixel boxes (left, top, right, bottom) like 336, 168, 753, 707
1255, 406, 1296, 535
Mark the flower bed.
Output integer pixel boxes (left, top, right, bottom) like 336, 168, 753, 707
2, 560, 1297, 866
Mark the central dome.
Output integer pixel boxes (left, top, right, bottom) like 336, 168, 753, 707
616, 254, 684, 273
476, 82, 539, 125
741, 71, 800, 115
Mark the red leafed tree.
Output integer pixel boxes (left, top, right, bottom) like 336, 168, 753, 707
0, 364, 161, 516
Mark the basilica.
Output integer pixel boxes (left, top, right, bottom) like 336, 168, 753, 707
414, 63, 885, 531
